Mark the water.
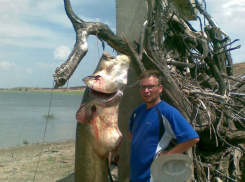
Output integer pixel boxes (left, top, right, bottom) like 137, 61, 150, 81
0, 91, 83, 149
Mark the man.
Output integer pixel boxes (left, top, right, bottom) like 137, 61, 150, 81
129, 70, 199, 182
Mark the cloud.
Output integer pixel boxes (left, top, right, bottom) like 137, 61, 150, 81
222, 0, 245, 9
0, 0, 73, 49
54, 46, 71, 60
0, 0, 117, 56
204, 0, 245, 33
221, 0, 245, 24
0, 61, 17, 70
37, 62, 60, 69
0, 0, 116, 88
202, 0, 245, 64
79, 16, 101, 23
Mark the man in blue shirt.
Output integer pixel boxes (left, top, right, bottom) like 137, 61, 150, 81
129, 70, 199, 182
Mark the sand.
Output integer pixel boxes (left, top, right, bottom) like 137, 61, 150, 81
0, 140, 118, 182
0, 140, 75, 182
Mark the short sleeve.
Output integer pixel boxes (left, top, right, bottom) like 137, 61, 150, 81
167, 107, 199, 143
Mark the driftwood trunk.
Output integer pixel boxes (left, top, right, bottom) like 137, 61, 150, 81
54, 0, 245, 181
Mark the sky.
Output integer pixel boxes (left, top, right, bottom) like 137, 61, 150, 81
0, 0, 244, 89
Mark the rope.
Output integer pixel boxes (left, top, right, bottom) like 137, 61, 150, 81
126, 80, 140, 88
94, 33, 100, 72
96, 34, 100, 59
93, 39, 96, 72
67, 79, 69, 89
32, 80, 55, 182
93, 32, 100, 72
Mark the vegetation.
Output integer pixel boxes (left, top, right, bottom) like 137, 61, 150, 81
23, 139, 29, 145
43, 114, 55, 120
47, 157, 56, 163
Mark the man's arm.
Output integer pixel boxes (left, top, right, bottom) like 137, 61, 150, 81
158, 138, 199, 156
129, 131, 132, 140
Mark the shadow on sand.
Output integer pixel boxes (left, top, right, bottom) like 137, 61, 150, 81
56, 173, 74, 182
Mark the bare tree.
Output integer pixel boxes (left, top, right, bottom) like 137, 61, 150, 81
54, 0, 245, 181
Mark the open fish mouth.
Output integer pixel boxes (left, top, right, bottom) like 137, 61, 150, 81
89, 88, 123, 104
90, 89, 116, 98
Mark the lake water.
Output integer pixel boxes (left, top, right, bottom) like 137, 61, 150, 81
0, 91, 83, 149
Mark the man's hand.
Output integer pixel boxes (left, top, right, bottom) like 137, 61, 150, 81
158, 150, 168, 157
158, 138, 199, 157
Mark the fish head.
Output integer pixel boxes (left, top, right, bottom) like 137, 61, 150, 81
82, 52, 130, 105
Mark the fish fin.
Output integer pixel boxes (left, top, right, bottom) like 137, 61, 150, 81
76, 103, 88, 123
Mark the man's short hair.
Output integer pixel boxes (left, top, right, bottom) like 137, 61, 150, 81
139, 70, 162, 85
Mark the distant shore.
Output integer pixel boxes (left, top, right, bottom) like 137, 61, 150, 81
0, 86, 86, 94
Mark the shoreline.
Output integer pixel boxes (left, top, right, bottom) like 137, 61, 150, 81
0, 139, 75, 151
0, 86, 86, 92
0, 140, 118, 182
0, 140, 75, 182
0, 88, 85, 95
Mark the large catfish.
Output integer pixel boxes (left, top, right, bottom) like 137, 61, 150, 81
75, 52, 130, 181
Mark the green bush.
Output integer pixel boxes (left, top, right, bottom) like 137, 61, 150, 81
23, 139, 29, 145
43, 113, 55, 120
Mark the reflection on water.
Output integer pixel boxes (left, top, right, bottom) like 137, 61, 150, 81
0, 91, 83, 149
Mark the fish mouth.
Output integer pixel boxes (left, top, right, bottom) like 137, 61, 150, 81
89, 88, 123, 104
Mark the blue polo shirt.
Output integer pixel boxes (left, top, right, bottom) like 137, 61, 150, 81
129, 101, 199, 182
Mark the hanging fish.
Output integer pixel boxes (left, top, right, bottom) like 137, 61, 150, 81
76, 52, 130, 157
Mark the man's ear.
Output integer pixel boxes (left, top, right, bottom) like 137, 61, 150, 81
159, 85, 163, 93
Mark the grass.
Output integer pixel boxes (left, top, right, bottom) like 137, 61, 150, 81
43, 114, 55, 120
47, 156, 56, 163
61, 164, 72, 169
23, 139, 29, 145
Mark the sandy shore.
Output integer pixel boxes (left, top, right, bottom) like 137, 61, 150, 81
0, 140, 75, 182
0, 140, 118, 182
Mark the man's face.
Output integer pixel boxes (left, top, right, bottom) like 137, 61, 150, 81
140, 76, 163, 104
